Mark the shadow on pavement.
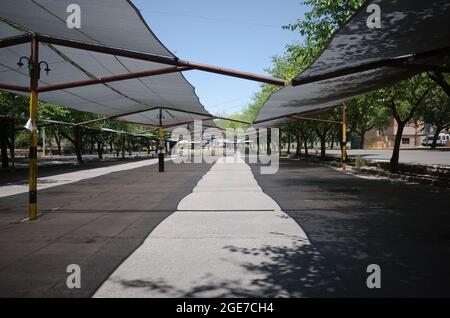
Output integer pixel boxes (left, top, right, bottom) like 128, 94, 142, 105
249, 159, 450, 297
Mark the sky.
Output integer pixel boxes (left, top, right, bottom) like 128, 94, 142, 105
132, 0, 307, 116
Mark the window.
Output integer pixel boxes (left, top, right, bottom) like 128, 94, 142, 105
402, 138, 410, 145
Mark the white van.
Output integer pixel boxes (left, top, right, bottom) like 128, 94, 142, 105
422, 133, 450, 146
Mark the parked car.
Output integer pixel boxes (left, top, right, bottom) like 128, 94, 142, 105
422, 133, 450, 146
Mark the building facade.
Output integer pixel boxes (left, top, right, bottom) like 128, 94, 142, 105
364, 119, 425, 149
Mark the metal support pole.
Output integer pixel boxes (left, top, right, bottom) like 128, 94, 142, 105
28, 37, 39, 221
11, 119, 15, 169
342, 103, 347, 169
245, 135, 249, 156
158, 108, 164, 172
42, 126, 46, 157
121, 134, 125, 159
279, 129, 282, 157
256, 129, 260, 156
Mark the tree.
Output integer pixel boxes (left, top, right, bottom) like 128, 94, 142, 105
39, 103, 71, 156
295, 121, 315, 157
346, 92, 391, 149
428, 72, 450, 98
0, 92, 28, 168
314, 121, 333, 160
420, 87, 450, 149
282, 121, 298, 156
54, 109, 98, 164
378, 75, 432, 172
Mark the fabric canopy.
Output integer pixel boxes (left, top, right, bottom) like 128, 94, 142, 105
0, 0, 214, 127
254, 0, 450, 127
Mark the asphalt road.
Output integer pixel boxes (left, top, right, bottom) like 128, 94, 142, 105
0, 161, 211, 297
0, 157, 450, 297
251, 159, 450, 297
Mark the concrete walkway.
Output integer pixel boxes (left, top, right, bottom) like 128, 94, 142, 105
94, 156, 311, 297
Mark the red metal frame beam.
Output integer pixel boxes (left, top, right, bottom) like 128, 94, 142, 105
162, 117, 214, 129
161, 108, 250, 125
177, 60, 286, 86
0, 34, 31, 49
36, 35, 286, 86
116, 118, 161, 128
79, 107, 248, 129
38, 66, 191, 93
158, 106, 212, 119
253, 107, 335, 125
36, 34, 179, 65
0, 82, 29, 92
292, 46, 450, 86
212, 115, 250, 125
74, 106, 159, 126
162, 116, 249, 129
289, 115, 342, 125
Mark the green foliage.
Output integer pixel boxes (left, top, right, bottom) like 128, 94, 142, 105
420, 84, 450, 132
346, 91, 391, 135
0, 92, 29, 123
376, 74, 433, 124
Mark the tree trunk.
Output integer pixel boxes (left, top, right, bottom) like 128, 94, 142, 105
9, 121, 15, 169
430, 72, 450, 98
52, 130, 62, 156
287, 133, 291, 154
295, 129, 301, 157
0, 118, 9, 168
128, 139, 132, 156
320, 135, 326, 160
56, 141, 62, 156
303, 140, 309, 157
0, 136, 8, 168
89, 139, 95, 154
121, 135, 126, 159
97, 141, 104, 159
74, 127, 83, 164
360, 131, 366, 149
431, 128, 441, 149
390, 122, 405, 173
